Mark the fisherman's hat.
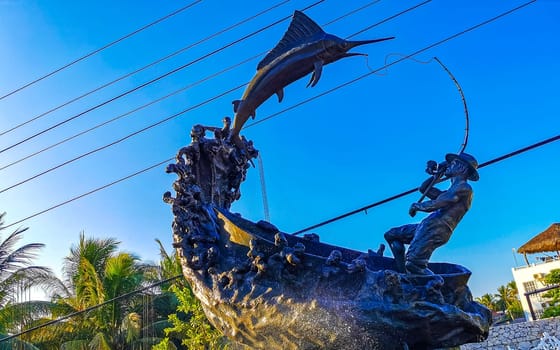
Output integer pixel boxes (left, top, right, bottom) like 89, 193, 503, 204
445, 152, 479, 181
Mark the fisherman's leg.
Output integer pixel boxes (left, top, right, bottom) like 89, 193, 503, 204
384, 224, 416, 273
405, 226, 451, 275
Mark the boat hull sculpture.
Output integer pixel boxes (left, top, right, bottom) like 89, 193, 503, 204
163, 124, 491, 349
164, 9, 490, 349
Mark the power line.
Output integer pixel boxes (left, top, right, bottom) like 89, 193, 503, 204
0, 1, 203, 102
0, 52, 262, 172
0, 0, 383, 172
2, 0, 537, 230
4, 130, 559, 244
0, 0, 396, 187
323, 0, 381, 26
0, 274, 182, 342
0, 83, 247, 195
0, 0, 326, 155
2, 158, 173, 230
0, 0, 290, 137
246, 0, 536, 130
292, 131, 558, 236
346, 0, 430, 40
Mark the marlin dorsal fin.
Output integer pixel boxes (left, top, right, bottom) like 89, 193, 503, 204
257, 10, 325, 70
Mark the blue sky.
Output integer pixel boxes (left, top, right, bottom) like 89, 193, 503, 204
0, 0, 559, 298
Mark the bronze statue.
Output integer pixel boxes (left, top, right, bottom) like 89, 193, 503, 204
229, 10, 394, 144
164, 8, 491, 349
384, 152, 479, 275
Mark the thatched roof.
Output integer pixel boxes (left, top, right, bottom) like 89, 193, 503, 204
518, 223, 560, 254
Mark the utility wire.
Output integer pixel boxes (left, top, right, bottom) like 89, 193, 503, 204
0, 0, 396, 189
346, 0, 430, 39
246, 0, 535, 130
0, 83, 246, 195
0, 52, 262, 172
0, 0, 325, 155
0, 274, 182, 342
292, 131, 557, 235
323, 0, 381, 26
2, 158, 173, 230
0, 0, 382, 172
0, 1, 202, 102
0, 0, 290, 137
2, 1, 537, 230
4, 130, 559, 242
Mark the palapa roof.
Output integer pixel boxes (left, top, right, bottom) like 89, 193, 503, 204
518, 223, 560, 254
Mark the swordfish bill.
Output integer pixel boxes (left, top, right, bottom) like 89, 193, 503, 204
229, 10, 394, 142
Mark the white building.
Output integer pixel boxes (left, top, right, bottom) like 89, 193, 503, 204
512, 258, 560, 321
512, 223, 560, 321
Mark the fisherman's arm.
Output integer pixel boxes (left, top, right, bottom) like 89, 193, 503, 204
418, 176, 443, 200
410, 193, 459, 214
409, 184, 471, 215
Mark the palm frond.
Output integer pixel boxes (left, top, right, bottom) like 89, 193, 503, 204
121, 312, 141, 343
63, 232, 120, 287
0, 234, 43, 275
60, 339, 89, 350
0, 337, 40, 350
88, 332, 112, 350
75, 258, 105, 308
142, 319, 172, 338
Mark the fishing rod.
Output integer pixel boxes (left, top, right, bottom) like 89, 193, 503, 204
411, 56, 470, 209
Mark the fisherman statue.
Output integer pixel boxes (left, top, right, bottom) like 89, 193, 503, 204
164, 9, 491, 349
384, 152, 479, 275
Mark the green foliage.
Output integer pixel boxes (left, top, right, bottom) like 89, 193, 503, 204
152, 337, 177, 350
0, 229, 211, 349
0, 212, 59, 336
475, 293, 497, 311
22, 233, 169, 349
543, 269, 560, 285
157, 284, 230, 349
542, 304, 560, 318
491, 281, 524, 320
0, 336, 40, 350
59, 340, 89, 350
539, 268, 560, 318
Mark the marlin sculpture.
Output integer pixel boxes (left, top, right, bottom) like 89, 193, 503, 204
229, 10, 394, 143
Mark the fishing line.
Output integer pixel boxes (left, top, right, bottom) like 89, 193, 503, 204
376, 53, 434, 75
360, 55, 383, 76
363, 54, 469, 152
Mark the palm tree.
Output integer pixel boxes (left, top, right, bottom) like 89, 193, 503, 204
475, 293, 497, 311
24, 232, 154, 349
0, 212, 59, 346
495, 281, 523, 320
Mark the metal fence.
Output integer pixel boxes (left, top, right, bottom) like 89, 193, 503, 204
524, 284, 560, 321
